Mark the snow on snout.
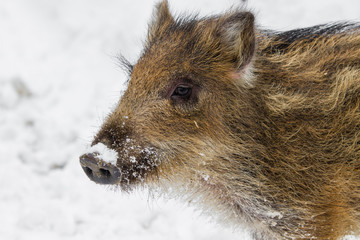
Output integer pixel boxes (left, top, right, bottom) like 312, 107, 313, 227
84, 143, 118, 165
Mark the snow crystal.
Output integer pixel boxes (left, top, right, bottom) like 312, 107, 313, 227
264, 211, 283, 219
142, 147, 157, 156
129, 156, 137, 163
84, 143, 118, 165
202, 174, 210, 181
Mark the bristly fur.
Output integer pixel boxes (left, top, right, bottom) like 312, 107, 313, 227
117, 54, 134, 76
263, 22, 360, 53
87, 1, 360, 239
274, 22, 360, 42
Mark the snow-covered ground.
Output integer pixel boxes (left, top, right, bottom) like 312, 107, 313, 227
1, 0, 359, 239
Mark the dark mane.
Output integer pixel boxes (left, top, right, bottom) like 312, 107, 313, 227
262, 22, 360, 52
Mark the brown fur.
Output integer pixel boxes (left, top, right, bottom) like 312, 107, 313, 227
88, 1, 360, 239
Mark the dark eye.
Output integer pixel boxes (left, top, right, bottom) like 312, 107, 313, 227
171, 85, 192, 100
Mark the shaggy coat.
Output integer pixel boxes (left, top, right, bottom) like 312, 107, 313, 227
84, 1, 360, 239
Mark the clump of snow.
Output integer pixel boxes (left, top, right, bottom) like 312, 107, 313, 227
84, 143, 118, 165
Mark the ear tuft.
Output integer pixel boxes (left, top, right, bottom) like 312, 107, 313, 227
147, 0, 174, 45
220, 12, 256, 70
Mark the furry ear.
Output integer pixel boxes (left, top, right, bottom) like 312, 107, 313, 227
147, 0, 174, 45
220, 12, 256, 71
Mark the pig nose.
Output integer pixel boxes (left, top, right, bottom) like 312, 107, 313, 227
79, 153, 121, 185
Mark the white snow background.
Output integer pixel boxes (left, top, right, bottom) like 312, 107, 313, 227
1, 0, 359, 239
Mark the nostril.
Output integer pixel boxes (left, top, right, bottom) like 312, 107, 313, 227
99, 168, 111, 178
79, 153, 121, 185
84, 167, 93, 176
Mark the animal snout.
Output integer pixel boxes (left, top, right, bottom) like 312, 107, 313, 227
79, 153, 121, 185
